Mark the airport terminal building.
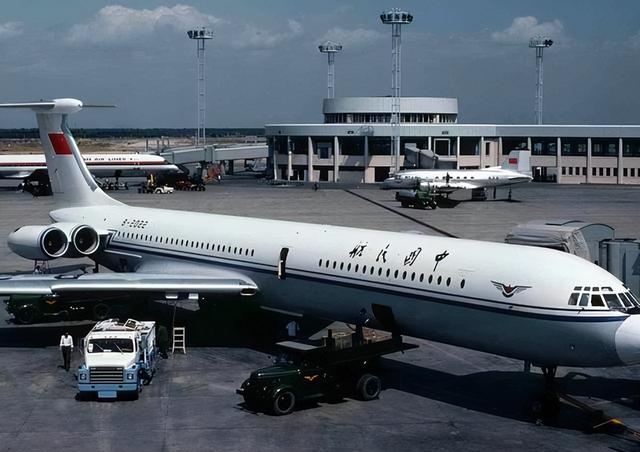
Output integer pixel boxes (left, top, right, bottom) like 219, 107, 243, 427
266, 96, 640, 184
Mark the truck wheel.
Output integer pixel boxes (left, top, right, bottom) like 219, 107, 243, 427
15, 305, 41, 324
92, 303, 110, 320
356, 374, 381, 401
272, 390, 296, 415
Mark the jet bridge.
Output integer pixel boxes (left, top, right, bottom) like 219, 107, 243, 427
160, 145, 268, 166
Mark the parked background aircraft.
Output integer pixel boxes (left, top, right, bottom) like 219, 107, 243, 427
0, 152, 180, 180
382, 150, 532, 194
0, 99, 638, 416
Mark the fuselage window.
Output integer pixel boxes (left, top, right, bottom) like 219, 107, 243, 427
574, 286, 582, 291
402, 271, 407, 280
568, 293, 579, 305
332, 261, 337, 269
251, 250, 255, 257
419, 274, 424, 282
234, 247, 238, 254
394, 270, 399, 278
362, 265, 367, 274
355, 264, 359, 273
180, 239, 184, 246
318, 259, 322, 267
222, 245, 226, 252
325, 260, 330, 268
428, 275, 433, 284
592, 294, 607, 308
370, 267, 374, 275
378, 268, 382, 276
340, 262, 344, 270
348, 263, 352, 271
437, 276, 442, 285
386, 269, 390, 277
446, 277, 451, 287
584, 287, 591, 291
460, 279, 466, 289
411, 272, 415, 281
217, 245, 221, 252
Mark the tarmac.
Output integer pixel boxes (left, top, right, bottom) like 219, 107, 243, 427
1, 178, 640, 451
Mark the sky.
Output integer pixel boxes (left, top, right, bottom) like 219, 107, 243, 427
0, 0, 639, 128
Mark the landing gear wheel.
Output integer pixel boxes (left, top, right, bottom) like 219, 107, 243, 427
92, 303, 110, 321
272, 390, 296, 415
15, 305, 41, 324
356, 374, 381, 401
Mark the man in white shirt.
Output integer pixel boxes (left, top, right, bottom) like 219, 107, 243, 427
59, 332, 73, 371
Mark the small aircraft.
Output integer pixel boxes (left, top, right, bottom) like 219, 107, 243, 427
381, 150, 533, 194
0, 99, 638, 416
0, 152, 180, 180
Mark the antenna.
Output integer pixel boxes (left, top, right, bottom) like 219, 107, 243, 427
318, 41, 343, 99
187, 27, 214, 146
529, 37, 553, 125
380, 8, 413, 174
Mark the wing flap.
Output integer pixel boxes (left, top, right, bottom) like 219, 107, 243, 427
0, 272, 258, 297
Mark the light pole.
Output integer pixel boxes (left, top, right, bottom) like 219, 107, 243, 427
187, 27, 213, 146
529, 37, 553, 125
380, 8, 413, 174
318, 41, 343, 99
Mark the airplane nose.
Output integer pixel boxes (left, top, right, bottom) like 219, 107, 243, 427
615, 315, 640, 365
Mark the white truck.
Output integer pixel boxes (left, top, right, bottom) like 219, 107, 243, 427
77, 318, 158, 399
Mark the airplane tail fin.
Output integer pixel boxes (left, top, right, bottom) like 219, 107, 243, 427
501, 150, 532, 176
0, 99, 121, 208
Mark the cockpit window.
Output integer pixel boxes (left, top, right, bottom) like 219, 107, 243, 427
568, 293, 579, 305
603, 294, 623, 310
590, 294, 605, 307
578, 294, 590, 307
591, 294, 605, 307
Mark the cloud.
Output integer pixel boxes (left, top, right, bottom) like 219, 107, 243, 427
491, 16, 564, 44
0, 22, 22, 40
66, 4, 220, 45
231, 19, 303, 50
319, 27, 383, 48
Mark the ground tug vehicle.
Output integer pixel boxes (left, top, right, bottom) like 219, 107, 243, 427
77, 319, 157, 399
237, 330, 417, 415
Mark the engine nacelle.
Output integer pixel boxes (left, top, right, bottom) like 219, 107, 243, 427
55, 223, 100, 257
8, 225, 69, 260
8, 223, 100, 260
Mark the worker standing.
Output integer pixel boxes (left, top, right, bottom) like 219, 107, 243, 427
59, 332, 73, 371
285, 320, 300, 339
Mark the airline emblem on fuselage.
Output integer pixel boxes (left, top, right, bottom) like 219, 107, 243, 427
491, 281, 531, 298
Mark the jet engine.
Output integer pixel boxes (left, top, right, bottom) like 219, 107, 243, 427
8, 223, 100, 260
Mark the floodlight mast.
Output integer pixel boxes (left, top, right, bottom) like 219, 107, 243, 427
318, 41, 343, 99
187, 28, 213, 146
380, 8, 413, 174
529, 37, 553, 125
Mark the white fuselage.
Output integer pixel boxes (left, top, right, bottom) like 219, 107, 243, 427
0, 153, 179, 179
51, 203, 640, 368
382, 168, 533, 191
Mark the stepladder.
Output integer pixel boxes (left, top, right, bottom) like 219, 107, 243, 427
172, 327, 186, 354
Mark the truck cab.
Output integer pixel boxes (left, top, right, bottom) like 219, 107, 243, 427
77, 319, 157, 400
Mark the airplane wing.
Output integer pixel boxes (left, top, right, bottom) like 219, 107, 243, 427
0, 271, 258, 297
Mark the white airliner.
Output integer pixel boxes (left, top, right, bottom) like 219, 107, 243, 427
0, 152, 179, 179
381, 151, 533, 193
0, 99, 639, 405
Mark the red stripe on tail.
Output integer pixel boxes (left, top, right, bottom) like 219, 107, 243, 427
48, 133, 72, 155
